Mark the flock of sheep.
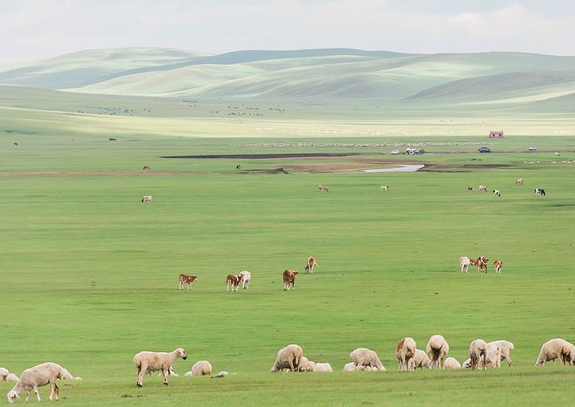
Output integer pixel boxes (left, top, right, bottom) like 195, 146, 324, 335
4, 335, 574, 403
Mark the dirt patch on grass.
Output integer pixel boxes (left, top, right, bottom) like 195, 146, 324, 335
161, 153, 360, 159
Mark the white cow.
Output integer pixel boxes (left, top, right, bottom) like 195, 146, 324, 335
238, 270, 252, 290
459, 256, 471, 273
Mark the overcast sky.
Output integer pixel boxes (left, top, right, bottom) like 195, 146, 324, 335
1, 0, 575, 65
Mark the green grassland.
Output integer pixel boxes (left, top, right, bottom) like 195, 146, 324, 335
2, 86, 575, 407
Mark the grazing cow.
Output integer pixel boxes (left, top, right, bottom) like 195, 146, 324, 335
493, 189, 501, 197
515, 178, 523, 186
476, 256, 488, 273
319, 184, 329, 192
238, 270, 252, 290
493, 260, 503, 274
459, 256, 471, 273
178, 274, 197, 290
282, 269, 298, 291
305, 256, 318, 274
479, 185, 487, 192
534, 188, 546, 196
143, 165, 151, 171
141, 195, 152, 203
226, 274, 240, 292
380, 185, 389, 192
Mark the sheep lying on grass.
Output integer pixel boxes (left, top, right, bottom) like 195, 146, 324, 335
350, 348, 386, 372
313, 362, 333, 372
133, 348, 187, 387
6, 362, 80, 404
535, 338, 575, 366
270, 344, 303, 373
185, 360, 212, 377
443, 357, 461, 370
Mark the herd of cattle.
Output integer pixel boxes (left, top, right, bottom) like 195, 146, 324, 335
459, 256, 503, 274
4, 335, 574, 402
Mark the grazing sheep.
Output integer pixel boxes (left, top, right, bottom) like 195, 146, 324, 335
535, 338, 575, 366
238, 270, 252, 290
186, 360, 212, 377
469, 339, 488, 370
271, 344, 303, 373
350, 348, 386, 372
426, 335, 449, 369
443, 357, 461, 370
342, 362, 357, 372
395, 337, 416, 373
484, 342, 502, 369
488, 340, 514, 367
6, 362, 78, 404
133, 348, 187, 387
313, 363, 333, 372
297, 357, 316, 372
412, 349, 432, 370
0, 368, 18, 382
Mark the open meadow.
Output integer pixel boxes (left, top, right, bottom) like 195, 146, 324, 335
1, 90, 575, 406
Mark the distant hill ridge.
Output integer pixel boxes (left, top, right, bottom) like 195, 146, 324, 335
1, 47, 575, 105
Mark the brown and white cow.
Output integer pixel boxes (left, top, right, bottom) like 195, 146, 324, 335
305, 256, 318, 274
318, 184, 329, 192
283, 269, 298, 291
493, 260, 503, 274
178, 274, 197, 290
141, 195, 153, 203
226, 274, 240, 292
479, 185, 488, 192
143, 165, 151, 172
476, 256, 488, 273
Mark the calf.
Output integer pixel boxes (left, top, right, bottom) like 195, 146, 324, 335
282, 269, 298, 291
476, 256, 488, 273
178, 274, 197, 290
305, 256, 318, 274
141, 195, 153, 203
493, 260, 503, 274
226, 274, 240, 292
534, 188, 546, 196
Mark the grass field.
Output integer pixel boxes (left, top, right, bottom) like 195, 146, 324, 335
1, 93, 575, 406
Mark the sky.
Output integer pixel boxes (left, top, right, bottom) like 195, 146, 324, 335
1, 0, 575, 65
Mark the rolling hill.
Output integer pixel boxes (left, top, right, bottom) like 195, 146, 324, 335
1, 48, 575, 113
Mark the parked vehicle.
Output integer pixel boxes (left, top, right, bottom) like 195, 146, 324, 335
478, 147, 492, 153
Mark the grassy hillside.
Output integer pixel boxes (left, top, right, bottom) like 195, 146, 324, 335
2, 48, 575, 109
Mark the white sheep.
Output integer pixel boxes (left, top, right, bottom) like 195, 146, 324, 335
238, 270, 252, 290
270, 344, 303, 373
469, 339, 488, 370
0, 368, 18, 383
6, 362, 79, 404
133, 347, 187, 387
313, 362, 333, 372
535, 338, 575, 366
488, 340, 514, 367
443, 357, 461, 370
426, 334, 449, 369
296, 356, 315, 372
342, 362, 357, 372
395, 337, 416, 372
185, 360, 212, 377
350, 348, 386, 372
412, 349, 432, 370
